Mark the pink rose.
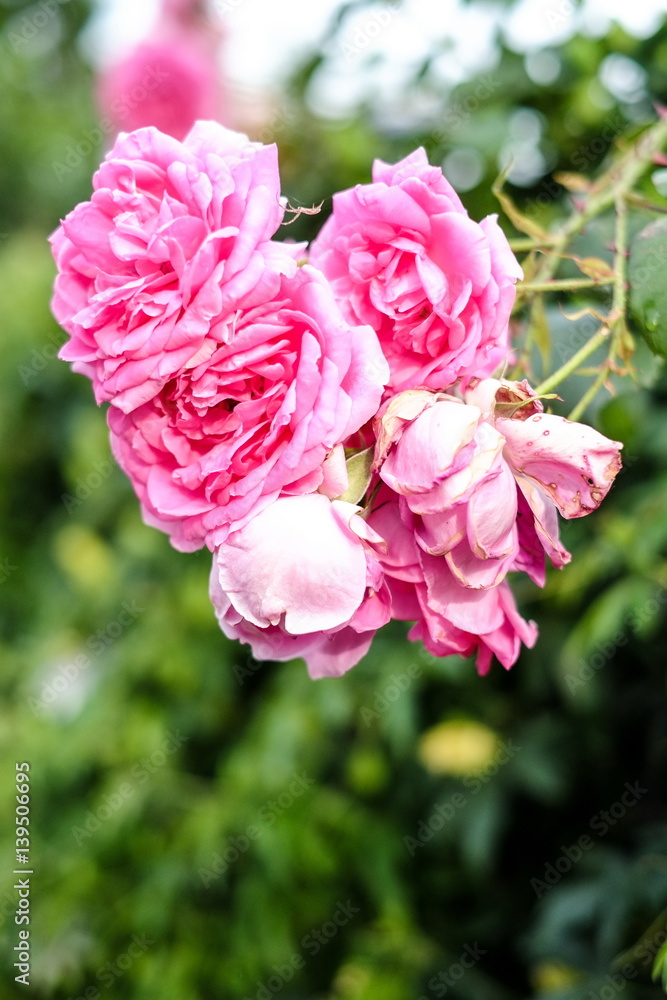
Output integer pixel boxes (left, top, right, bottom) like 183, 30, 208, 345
373, 380, 623, 590
367, 492, 538, 674
209, 494, 391, 678
96, 0, 226, 141
309, 148, 522, 392
51, 121, 298, 412
109, 266, 389, 550
97, 42, 223, 143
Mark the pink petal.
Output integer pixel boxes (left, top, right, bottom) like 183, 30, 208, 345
303, 628, 376, 679
445, 536, 517, 590
466, 461, 518, 559
498, 412, 622, 518
214, 495, 367, 633
380, 399, 480, 494
419, 552, 505, 633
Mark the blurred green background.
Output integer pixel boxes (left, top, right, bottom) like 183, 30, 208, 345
1, 1, 667, 997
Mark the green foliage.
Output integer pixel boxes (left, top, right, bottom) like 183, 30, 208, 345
629, 218, 667, 359
2, 2, 667, 998
654, 937, 667, 990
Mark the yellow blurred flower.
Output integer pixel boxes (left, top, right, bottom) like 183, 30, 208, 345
53, 524, 115, 593
418, 718, 499, 776
531, 960, 581, 993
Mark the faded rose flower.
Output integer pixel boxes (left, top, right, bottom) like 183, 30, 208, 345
373, 379, 623, 590
367, 491, 538, 675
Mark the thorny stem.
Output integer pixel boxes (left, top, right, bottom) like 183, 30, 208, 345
567, 367, 610, 422
508, 237, 557, 251
519, 277, 614, 293
533, 326, 610, 396
513, 117, 667, 403
624, 192, 667, 214
529, 116, 667, 286
611, 193, 628, 328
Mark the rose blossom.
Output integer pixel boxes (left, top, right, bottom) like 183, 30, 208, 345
96, 0, 227, 144
367, 490, 538, 674
51, 121, 299, 412
109, 265, 389, 551
373, 379, 623, 590
209, 494, 391, 678
97, 40, 224, 143
309, 147, 522, 392
96, 0, 227, 141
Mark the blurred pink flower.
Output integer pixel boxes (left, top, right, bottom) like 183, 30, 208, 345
108, 266, 389, 551
52, 122, 298, 413
209, 494, 391, 678
309, 148, 522, 393
96, 0, 226, 141
373, 379, 622, 591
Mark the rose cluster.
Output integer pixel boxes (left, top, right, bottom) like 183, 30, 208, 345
51, 121, 622, 680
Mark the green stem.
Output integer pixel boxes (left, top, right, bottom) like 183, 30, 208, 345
508, 237, 556, 251
525, 116, 667, 288
533, 326, 610, 396
567, 367, 609, 422
625, 192, 667, 214
519, 277, 614, 293
611, 194, 628, 324
513, 121, 667, 399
